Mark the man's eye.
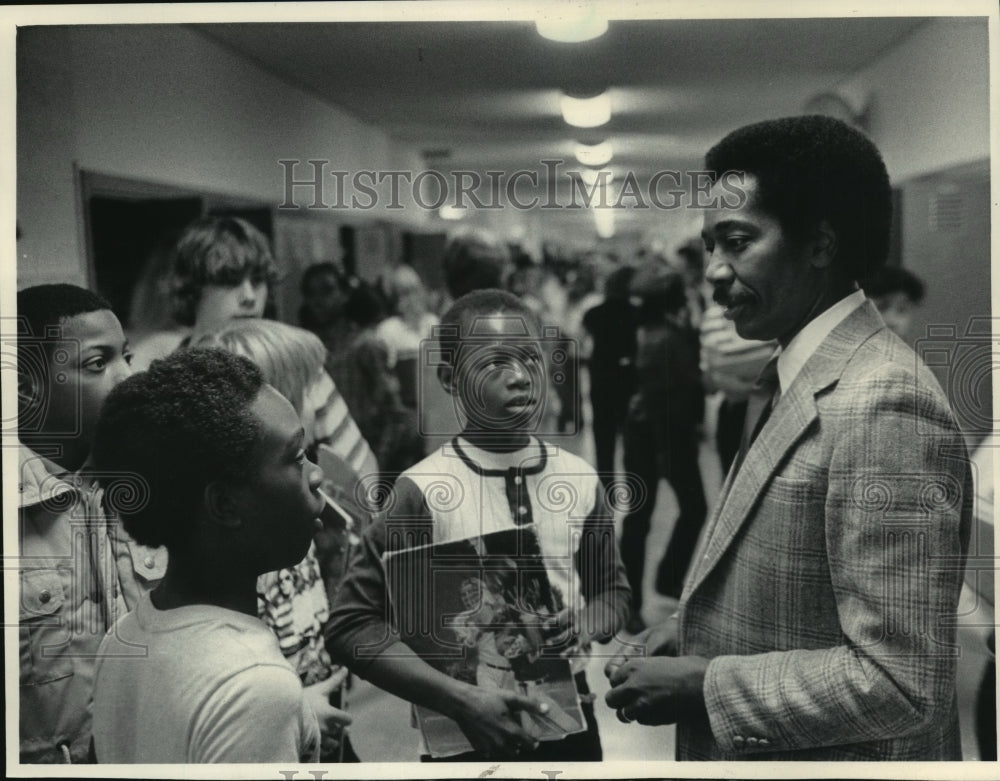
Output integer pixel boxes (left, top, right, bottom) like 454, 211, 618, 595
724, 236, 750, 252
83, 357, 107, 373
124, 351, 134, 366
294, 449, 307, 465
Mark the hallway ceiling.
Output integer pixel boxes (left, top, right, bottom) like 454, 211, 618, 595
197, 17, 929, 242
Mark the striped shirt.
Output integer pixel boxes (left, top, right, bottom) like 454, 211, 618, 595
314, 379, 379, 482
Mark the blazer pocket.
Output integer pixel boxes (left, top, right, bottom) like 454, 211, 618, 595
19, 569, 73, 685
767, 474, 826, 500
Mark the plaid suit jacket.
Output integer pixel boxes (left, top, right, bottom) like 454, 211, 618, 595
677, 300, 973, 760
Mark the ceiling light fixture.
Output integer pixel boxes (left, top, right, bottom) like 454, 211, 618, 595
560, 91, 611, 128
574, 141, 613, 167
536, 9, 608, 43
438, 205, 466, 221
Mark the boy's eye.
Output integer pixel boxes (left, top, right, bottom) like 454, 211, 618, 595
82, 356, 107, 373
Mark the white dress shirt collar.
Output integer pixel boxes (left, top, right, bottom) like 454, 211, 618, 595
776, 288, 867, 394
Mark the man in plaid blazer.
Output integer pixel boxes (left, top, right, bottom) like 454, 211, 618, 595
606, 116, 973, 760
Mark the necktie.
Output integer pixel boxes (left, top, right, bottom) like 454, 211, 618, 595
731, 354, 781, 478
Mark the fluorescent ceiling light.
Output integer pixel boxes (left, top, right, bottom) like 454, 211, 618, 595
438, 205, 466, 221
574, 141, 613, 167
536, 9, 608, 43
560, 91, 611, 128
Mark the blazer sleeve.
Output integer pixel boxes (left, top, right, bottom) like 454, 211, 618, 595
702, 361, 973, 754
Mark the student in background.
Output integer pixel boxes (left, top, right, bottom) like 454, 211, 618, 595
327, 280, 423, 478
582, 265, 638, 481
619, 270, 707, 627
299, 261, 354, 360
15, 284, 161, 763
131, 216, 279, 370
91, 349, 327, 763
441, 229, 512, 305
376, 265, 440, 409
327, 290, 630, 762
863, 264, 925, 341
700, 302, 776, 474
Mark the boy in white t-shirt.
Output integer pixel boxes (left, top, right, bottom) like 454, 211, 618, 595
91, 348, 327, 763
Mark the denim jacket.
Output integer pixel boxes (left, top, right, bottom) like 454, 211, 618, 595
17, 446, 165, 763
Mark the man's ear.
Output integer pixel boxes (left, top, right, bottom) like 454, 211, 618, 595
204, 481, 243, 529
438, 362, 457, 396
809, 220, 838, 269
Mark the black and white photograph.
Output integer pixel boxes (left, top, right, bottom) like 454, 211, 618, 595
4, 1, 997, 777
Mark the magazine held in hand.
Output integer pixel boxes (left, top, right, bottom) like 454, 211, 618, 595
383, 525, 586, 758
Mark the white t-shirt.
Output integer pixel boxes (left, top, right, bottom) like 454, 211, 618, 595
93, 592, 319, 764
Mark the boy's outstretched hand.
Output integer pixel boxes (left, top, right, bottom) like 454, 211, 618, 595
603, 612, 680, 677
542, 602, 617, 657
452, 687, 549, 758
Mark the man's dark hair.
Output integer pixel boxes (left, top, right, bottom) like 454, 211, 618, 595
704, 115, 892, 283
92, 348, 264, 552
863, 264, 925, 304
171, 216, 279, 326
438, 289, 540, 362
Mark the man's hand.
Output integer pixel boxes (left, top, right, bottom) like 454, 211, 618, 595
451, 686, 550, 759
604, 656, 710, 726
304, 668, 353, 737
603, 613, 680, 678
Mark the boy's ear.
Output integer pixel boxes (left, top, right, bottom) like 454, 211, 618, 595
203, 481, 243, 529
437, 362, 457, 396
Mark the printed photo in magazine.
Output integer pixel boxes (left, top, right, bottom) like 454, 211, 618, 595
383, 525, 586, 758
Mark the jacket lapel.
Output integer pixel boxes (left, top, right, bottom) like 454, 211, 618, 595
683, 300, 887, 598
